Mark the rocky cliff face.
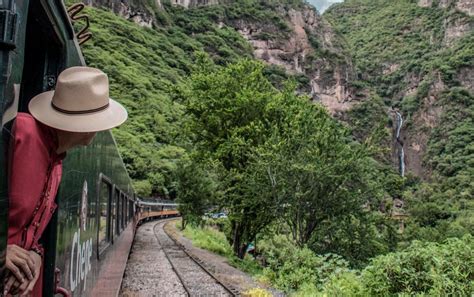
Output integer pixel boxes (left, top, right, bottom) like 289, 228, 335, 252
397, 74, 445, 177
231, 4, 356, 116
82, 0, 356, 115
79, 0, 471, 179
170, 0, 219, 8
398, 0, 473, 176
327, 0, 473, 178
418, 0, 473, 45
82, 0, 159, 27
419, 0, 474, 16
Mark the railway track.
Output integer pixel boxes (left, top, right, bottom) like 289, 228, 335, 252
154, 220, 239, 296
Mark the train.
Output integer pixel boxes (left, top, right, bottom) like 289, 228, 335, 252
0, 0, 179, 296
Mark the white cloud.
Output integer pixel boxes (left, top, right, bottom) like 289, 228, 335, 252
307, 0, 344, 13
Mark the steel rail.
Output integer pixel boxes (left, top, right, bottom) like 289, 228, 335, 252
154, 220, 238, 296
162, 221, 239, 296
152, 220, 191, 297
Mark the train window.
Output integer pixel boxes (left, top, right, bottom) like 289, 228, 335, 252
124, 197, 127, 225
122, 195, 127, 228
113, 187, 120, 237
119, 193, 123, 230
125, 197, 128, 225
127, 199, 131, 222
119, 192, 122, 230
125, 199, 128, 224
97, 175, 112, 256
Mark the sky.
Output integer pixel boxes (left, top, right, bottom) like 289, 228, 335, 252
307, 0, 344, 13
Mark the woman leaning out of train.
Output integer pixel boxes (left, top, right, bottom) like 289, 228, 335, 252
5, 66, 127, 296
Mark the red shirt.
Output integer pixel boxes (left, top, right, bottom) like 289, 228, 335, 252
8, 112, 65, 295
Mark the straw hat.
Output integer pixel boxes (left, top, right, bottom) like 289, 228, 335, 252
28, 66, 128, 132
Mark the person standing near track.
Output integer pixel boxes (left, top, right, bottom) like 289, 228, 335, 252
4, 66, 127, 296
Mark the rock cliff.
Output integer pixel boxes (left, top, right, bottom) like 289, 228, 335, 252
419, 0, 474, 16
401, 1, 472, 176
327, 0, 473, 177
82, 0, 159, 27
230, 4, 356, 115
418, 0, 473, 45
79, 0, 356, 115
170, 0, 219, 8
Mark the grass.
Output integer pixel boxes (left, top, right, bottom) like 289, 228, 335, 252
181, 221, 232, 256
176, 220, 263, 276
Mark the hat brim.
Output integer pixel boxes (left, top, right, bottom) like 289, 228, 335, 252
28, 91, 128, 132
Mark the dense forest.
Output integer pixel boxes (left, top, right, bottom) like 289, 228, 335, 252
69, 0, 473, 295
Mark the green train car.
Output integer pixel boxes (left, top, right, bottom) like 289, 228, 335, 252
0, 0, 141, 296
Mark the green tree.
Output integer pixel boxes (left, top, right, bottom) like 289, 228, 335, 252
180, 57, 285, 258
251, 89, 392, 264
175, 159, 218, 229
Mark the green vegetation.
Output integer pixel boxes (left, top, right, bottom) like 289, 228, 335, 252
404, 87, 474, 242
72, 0, 319, 197
176, 57, 396, 262
69, 0, 473, 295
180, 222, 233, 257
360, 235, 474, 296
174, 160, 218, 229
326, 0, 450, 100
326, 0, 474, 245
182, 223, 474, 296
326, 0, 473, 139
75, 3, 261, 197
177, 220, 262, 275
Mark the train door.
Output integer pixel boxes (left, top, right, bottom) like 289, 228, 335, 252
0, 0, 34, 292
19, 1, 66, 295
0, 0, 71, 293
0, 0, 85, 294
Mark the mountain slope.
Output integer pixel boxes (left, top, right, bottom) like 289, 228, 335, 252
75, 4, 256, 196
326, 0, 473, 177
325, 0, 473, 240
72, 0, 357, 197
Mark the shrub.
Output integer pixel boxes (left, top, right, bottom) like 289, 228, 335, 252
319, 271, 364, 297
361, 235, 474, 295
259, 235, 350, 292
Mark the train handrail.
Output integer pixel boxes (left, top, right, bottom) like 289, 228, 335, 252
54, 268, 72, 297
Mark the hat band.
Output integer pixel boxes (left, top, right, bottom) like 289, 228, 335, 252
51, 102, 110, 114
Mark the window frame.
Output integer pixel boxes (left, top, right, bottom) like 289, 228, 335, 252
96, 173, 113, 259
114, 186, 121, 237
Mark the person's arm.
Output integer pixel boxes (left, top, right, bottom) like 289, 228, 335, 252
5, 116, 48, 295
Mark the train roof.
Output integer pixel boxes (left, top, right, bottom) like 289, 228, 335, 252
137, 200, 178, 207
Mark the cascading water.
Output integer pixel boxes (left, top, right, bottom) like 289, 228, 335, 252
395, 111, 405, 177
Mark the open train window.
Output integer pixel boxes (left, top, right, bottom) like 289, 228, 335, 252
97, 174, 112, 258
19, 0, 64, 112
14, 1, 66, 294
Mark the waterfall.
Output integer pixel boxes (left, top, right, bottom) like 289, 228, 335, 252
395, 111, 405, 177
400, 144, 405, 177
